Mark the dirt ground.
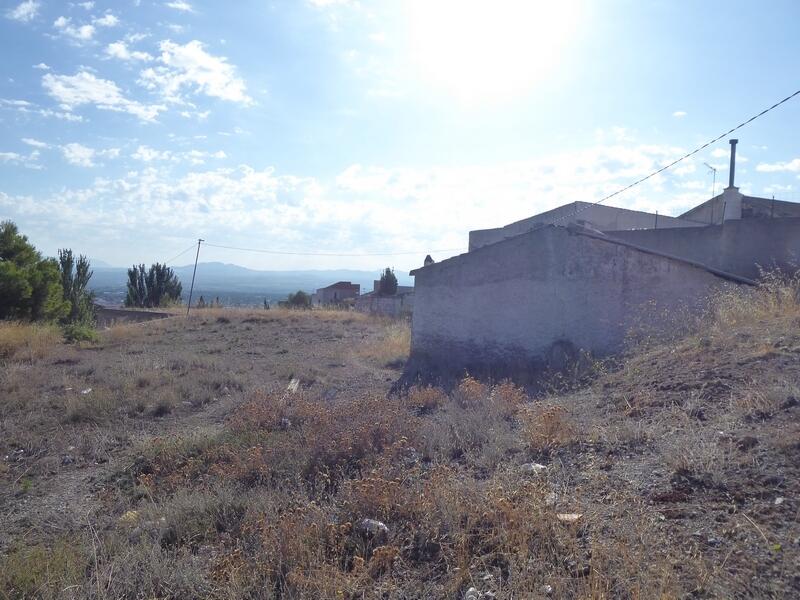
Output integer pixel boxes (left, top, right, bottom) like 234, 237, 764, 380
1, 296, 799, 599
0, 310, 400, 556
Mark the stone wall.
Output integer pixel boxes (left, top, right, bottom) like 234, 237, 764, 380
355, 293, 414, 318
409, 226, 733, 381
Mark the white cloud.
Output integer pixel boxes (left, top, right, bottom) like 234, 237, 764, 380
6, 1, 40, 23
53, 16, 96, 42
78, 2, 95, 9
672, 110, 687, 118
94, 13, 120, 27
0, 98, 33, 107
131, 145, 173, 162
62, 142, 96, 167
138, 40, 252, 104
756, 158, 800, 173
0, 151, 25, 163
43, 70, 166, 122
105, 41, 153, 61
165, 1, 194, 12
131, 144, 226, 164
22, 137, 49, 148
61, 143, 120, 167
33, 62, 50, 70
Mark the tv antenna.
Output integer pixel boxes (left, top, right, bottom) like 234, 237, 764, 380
703, 162, 717, 199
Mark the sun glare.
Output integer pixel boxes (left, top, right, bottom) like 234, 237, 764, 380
406, 0, 582, 104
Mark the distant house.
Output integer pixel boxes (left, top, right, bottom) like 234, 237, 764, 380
312, 281, 360, 306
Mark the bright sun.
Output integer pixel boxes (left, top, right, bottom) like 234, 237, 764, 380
406, 0, 582, 104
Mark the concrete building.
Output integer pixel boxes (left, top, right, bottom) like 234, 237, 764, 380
311, 281, 360, 306
408, 139, 800, 380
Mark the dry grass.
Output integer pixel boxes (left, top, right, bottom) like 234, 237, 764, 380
712, 270, 800, 328
356, 319, 410, 368
0, 321, 62, 362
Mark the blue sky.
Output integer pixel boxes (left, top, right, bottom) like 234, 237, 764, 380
1, 0, 799, 271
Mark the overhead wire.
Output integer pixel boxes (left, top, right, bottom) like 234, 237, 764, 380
546, 87, 800, 227
163, 243, 199, 266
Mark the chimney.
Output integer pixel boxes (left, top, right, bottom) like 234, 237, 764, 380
728, 138, 738, 188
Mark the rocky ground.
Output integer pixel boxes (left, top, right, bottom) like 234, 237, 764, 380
0, 288, 798, 599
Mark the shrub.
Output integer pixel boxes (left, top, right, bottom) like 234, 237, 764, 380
62, 322, 98, 343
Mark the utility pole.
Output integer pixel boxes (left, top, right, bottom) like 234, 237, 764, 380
186, 238, 203, 316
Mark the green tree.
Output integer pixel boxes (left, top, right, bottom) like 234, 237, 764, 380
378, 267, 398, 296
58, 249, 95, 323
124, 263, 183, 308
0, 221, 67, 321
287, 290, 311, 308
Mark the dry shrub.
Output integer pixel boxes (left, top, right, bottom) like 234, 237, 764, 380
357, 319, 411, 367
451, 375, 487, 408
520, 403, 579, 451
0, 321, 61, 362
405, 385, 447, 412
413, 378, 528, 468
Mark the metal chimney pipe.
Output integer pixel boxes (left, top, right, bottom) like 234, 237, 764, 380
728, 139, 738, 188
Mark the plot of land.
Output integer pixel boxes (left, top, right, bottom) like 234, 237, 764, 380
1, 294, 799, 599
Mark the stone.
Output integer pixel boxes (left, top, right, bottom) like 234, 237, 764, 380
464, 587, 480, 600
520, 462, 547, 475
557, 513, 582, 524
774, 497, 785, 506
61, 455, 75, 465
355, 518, 389, 544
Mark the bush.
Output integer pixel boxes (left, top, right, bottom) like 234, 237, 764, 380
62, 322, 98, 343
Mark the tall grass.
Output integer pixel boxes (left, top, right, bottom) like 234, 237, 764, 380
357, 320, 411, 367
712, 270, 800, 328
0, 321, 62, 362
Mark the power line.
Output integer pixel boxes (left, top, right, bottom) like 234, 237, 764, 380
548, 87, 800, 226
163, 243, 199, 266
202, 241, 465, 257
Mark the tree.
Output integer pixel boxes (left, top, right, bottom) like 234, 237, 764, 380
124, 263, 183, 308
0, 221, 67, 321
378, 267, 398, 296
196, 295, 206, 309
58, 249, 95, 323
287, 290, 311, 308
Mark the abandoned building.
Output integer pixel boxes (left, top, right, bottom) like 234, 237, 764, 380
311, 281, 360, 306
408, 139, 800, 379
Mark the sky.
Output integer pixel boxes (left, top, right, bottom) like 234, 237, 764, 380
1, 0, 799, 272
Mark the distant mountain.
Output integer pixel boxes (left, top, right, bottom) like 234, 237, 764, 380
89, 262, 414, 307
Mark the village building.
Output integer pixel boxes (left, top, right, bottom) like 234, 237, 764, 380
408, 140, 800, 380
311, 281, 360, 306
